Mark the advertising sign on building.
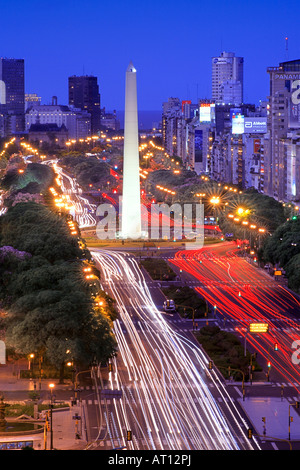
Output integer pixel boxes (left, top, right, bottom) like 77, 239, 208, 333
194, 129, 203, 162
290, 79, 300, 128
244, 117, 267, 134
232, 113, 244, 134
199, 104, 211, 122
274, 73, 300, 129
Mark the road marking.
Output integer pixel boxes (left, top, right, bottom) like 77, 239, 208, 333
234, 386, 243, 397
271, 442, 279, 450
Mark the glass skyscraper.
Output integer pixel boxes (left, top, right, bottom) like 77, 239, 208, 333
68, 75, 101, 134
0, 58, 25, 134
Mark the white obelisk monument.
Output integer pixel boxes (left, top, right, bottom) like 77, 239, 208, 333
121, 62, 142, 239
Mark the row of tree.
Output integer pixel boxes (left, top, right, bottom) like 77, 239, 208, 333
1, 162, 56, 209
0, 201, 117, 380
260, 217, 300, 293
59, 154, 115, 191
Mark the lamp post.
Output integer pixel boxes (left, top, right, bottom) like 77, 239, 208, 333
49, 383, 55, 450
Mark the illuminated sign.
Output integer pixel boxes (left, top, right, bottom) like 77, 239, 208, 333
274, 270, 282, 276
253, 139, 261, 153
290, 79, 300, 128
249, 323, 269, 333
232, 113, 244, 134
200, 103, 212, 122
244, 117, 267, 134
182, 100, 191, 111
273, 74, 300, 129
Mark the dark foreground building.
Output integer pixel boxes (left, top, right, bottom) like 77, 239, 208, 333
68, 75, 101, 134
0, 57, 25, 135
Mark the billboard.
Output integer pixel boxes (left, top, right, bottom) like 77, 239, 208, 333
199, 103, 211, 122
232, 113, 244, 134
274, 74, 300, 129
244, 117, 267, 134
290, 79, 300, 128
249, 323, 269, 333
194, 129, 203, 162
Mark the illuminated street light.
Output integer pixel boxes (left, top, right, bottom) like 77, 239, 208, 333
210, 196, 220, 205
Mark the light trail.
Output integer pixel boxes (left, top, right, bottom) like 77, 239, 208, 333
47, 160, 97, 228
91, 249, 259, 450
169, 243, 300, 392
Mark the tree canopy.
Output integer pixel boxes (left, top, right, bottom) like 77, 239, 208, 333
0, 202, 117, 372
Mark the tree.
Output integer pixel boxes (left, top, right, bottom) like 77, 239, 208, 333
0, 201, 117, 378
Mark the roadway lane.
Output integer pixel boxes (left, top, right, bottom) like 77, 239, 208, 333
170, 242, 300, 392
90, 249, 260, 451
45, 160, 97, 228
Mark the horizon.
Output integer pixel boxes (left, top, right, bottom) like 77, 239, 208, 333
1, 0, 298, 110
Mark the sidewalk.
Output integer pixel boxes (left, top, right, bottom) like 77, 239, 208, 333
45, 404, 88, 450
239, 396, 300, 442
0, 362, 88, 450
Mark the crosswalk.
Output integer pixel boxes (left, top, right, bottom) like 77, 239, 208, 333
118, 319, 300, 334
145, 279, 280, 289
70, 381, 300, 405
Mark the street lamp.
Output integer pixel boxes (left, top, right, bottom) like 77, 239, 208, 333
196, 193, 206, 204
210, 196, 220, 205
49, 383, 55, 450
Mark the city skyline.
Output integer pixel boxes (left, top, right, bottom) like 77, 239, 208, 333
0, 0, 298, 110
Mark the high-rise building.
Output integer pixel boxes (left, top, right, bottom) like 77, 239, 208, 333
212, 52, 244, 105
265, 59, 300, 201
0, 58, 25, 134
162, 97, 181, 156
68, 75, 101, 134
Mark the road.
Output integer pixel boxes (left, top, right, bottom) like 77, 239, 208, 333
87, 249, 260, 450
169, 242, 300, 392
47, 160, 98, 229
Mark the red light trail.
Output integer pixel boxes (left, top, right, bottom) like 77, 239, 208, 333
170, 242, 300, 393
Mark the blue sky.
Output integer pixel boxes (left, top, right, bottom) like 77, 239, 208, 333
0, 0, 298, 110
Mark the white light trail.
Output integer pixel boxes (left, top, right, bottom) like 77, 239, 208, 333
92, 249, 259, 450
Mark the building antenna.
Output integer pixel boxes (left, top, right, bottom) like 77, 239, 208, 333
285, 36, 289, 61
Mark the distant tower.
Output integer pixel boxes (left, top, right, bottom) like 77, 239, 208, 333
212, 51, 244, 104
68, 75, 101, 134
121, 62, 142, 239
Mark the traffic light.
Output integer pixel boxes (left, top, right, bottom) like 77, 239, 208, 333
274, 343, 278, 351
267, 361, 271, 368
247, 428, 252, 439
296, 401, 299, 408
262, 417, 266, 423
208, 361, 213, 370
127, 430, 132, 441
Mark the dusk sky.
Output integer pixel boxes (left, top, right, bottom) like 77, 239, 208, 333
0, 0, 298, 111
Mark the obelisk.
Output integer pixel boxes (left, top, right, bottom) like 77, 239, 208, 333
121, 62, 142, 239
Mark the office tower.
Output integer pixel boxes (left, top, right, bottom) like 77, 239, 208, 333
265, 59, 300, 201
121, 62, 142, 239
162, 97, 181, 156
212, 52, 244, 104
0, 58, 25, 134
68, 75, 101, 134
